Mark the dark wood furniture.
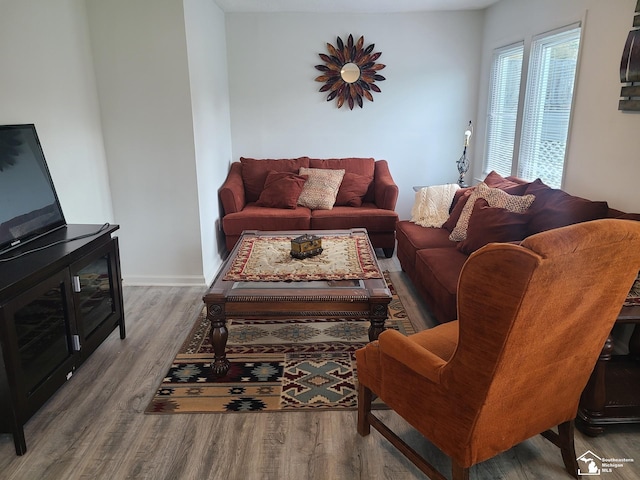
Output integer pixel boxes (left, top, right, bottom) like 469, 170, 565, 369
0, 224, 125, 455
577, 304, 640, 436
203, 229, 392, 377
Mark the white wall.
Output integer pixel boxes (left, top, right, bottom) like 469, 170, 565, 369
476, 0, 640, 213
4, 1, 636, 286
0, 0, 113, 224
184, 0, 233, 284
86, 0, 205, 285
225, 12, 485, 220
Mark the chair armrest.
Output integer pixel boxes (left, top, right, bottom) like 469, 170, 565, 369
218, 162, 246, 215
378, 329, 447, 384
373, 160, 399, 211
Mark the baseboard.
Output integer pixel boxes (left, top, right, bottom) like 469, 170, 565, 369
122, 274, 207, 287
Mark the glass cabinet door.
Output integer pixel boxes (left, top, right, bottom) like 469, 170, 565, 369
75, 254, 115, 340
72, 238, 123, 358
12, 274, 75, 397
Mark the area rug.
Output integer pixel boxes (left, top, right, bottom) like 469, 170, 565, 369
222, 231, 382, 282
145, 273, 414, 414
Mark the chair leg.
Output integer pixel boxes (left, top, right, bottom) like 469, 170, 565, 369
452, 461, 470, 480
357, 383, 372, 436
558, 421, 579, 479
541, 420, 579, 479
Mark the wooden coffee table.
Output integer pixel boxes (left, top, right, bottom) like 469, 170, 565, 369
202, 228, 392, 377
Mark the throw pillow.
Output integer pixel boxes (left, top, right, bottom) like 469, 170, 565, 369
457, 199, 531, 254
297, 168, 346, 210
309, 158, 375, 202
335, 172, 371, 207
449, 182, 535, 241
255, 171, 308, 209
524, 179, 609, 235
443, 189, 473, 232
240, 157, 310, 203
483, 170, 530, 195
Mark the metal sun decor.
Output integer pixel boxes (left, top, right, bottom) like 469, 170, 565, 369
315, 34, 386, 110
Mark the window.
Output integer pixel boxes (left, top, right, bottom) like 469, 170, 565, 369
485, 43, 524, 179
484, 24, 581, 188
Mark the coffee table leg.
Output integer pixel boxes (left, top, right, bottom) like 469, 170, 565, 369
368, 302, 389, 341
206, 302, 230, 377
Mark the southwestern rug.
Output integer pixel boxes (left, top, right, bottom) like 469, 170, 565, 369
145, 272, 415, 414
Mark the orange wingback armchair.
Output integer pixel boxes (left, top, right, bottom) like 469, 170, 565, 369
356, 219, 640, 480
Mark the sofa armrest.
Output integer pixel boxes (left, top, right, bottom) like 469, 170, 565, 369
218, 162, 246, 215
373, 160, 399, 211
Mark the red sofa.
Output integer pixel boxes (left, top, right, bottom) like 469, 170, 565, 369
219, 157, 399, 256
397, 171, 639, 324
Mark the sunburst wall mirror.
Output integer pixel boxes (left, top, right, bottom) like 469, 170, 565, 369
315, 34, 386, 110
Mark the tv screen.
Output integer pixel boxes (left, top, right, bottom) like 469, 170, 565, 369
0, 124, 66, 255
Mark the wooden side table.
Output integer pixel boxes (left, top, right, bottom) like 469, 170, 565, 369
577, 304, 640, 436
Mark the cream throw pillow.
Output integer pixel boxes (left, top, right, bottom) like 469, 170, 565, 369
297, 168, 345, 210
449, 182, 535, 241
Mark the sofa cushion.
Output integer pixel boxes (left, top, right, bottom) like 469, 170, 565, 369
415, 247, 469, 323
297, 168, 345, 210
310, 203, 398, 232
222, 204, 311, 237
240, 157, 310, 203
525, 179, 609, 235
457, 199, 531, 254
449, 182, 535, 241
396, 220, 457, 278
396, 220, 457, 251
335, 172, 371, 207
255, 171, 308, 209
308, 157, 375, 177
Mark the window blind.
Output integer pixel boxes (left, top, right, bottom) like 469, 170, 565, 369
485, 43, 524, 178
518, 25, 581, 188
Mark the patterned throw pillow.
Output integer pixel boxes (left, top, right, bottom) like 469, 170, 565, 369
297, 168, 345, 210
449, 182, 535, 242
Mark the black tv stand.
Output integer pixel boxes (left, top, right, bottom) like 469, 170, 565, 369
0, 224, 125, 455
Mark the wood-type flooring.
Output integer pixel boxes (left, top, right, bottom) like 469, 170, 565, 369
1, 255, 639, 479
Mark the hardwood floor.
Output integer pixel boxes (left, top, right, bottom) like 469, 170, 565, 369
1, 255, 639, 479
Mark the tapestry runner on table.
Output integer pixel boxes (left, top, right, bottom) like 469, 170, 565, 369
223, 233, 383, 282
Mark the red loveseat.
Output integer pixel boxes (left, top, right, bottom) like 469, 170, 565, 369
397, 171, 639, 324
219, 157, 399, 256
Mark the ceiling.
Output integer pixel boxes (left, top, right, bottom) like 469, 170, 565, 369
214, 0, 501, 14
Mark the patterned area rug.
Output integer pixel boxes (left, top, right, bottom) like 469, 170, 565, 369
222, 232, 382, 282
145, 273, 414, 414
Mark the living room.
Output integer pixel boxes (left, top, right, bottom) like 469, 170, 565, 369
1, 0, 639, 478
2, 0, 639, 288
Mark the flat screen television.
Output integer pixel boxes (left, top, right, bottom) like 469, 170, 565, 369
0, 124, 66, 255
